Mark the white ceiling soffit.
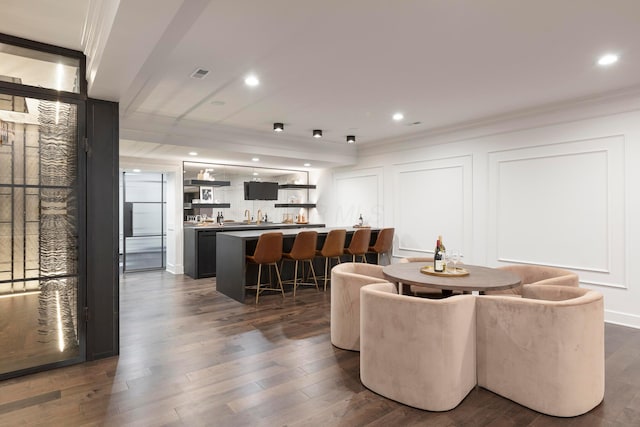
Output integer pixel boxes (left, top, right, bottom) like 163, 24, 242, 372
3, 1, 640, 168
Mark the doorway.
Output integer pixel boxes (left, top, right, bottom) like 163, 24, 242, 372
120, 171, 167, 272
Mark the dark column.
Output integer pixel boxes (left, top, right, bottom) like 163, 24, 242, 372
86, 98, 119, 360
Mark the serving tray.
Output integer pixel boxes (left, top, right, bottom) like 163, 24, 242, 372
420, 265, 469, 277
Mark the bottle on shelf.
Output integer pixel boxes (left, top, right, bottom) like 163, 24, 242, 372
434, 239, 444, 272
358, 213, 364, 226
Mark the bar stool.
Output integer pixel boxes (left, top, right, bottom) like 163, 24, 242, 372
245, 232, 284, 304
368, 227, 395, 265
282, 231, 319, 297
315, 229, 347, 291
344, 228, 372, 263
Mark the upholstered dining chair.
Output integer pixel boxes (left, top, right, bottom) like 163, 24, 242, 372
367, 227, 394, 265
315, 228, 347, 291
476, 284, 604, 417
360, 282, 477, 411
484, 264, 579, 296
281, 230, 319, 297
245, 232, 284, 304
330, 262, 388, 351
343, 228, 371, 263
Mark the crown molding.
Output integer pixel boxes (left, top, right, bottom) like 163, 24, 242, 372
359, 85, 640, 157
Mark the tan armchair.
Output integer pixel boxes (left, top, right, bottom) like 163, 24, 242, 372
485, 264, 578, 295
476, 284, 604, 417
360, 283, 477, 411
330, 263, 388, 351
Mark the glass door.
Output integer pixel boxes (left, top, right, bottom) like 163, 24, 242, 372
0, 95, 82, 376
121, 172, 166, 272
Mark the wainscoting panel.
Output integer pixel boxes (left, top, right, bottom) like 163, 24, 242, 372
394, 156, 472, 256
488, 136, 625, 289
333, 168, 383, 227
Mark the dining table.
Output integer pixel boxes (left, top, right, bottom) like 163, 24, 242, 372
382, 262, 521, 296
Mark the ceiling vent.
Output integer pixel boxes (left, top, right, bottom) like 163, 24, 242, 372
190, 68, 210, 79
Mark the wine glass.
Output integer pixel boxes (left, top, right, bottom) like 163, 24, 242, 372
450, 250, 461, 272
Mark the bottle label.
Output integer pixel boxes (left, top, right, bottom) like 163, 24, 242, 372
435, 259, 444, 272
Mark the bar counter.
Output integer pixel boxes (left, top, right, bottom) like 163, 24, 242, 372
184, 222, 324, 278
216, 226, 380, 303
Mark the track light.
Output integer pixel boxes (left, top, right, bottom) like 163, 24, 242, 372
346, 135, 356, 143
273, 123, 284, 132
313, 129, 322, 138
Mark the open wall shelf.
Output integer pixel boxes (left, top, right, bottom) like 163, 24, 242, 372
184, 203, 231, 209
278, 184, 316, 189
184, 179, 230, 187
274, 203, 316, 208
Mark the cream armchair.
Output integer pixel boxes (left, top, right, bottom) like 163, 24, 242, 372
330, 263, 388, 351
485, 264, 578, 295
476, 284, 604, 417
360, 283, 477, 411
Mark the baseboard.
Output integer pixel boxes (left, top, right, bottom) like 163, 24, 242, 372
605, 310, 640, 329
166, 263, 184, 275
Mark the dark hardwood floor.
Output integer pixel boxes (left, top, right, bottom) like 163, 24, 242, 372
1, 270, 639, 426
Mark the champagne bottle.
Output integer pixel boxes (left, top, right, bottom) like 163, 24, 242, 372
434, 239, 444, 272
439, 235, 446, 271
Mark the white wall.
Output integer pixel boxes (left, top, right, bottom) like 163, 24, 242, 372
328, 98, 640, 329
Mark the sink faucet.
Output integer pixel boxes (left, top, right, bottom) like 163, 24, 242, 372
256, 209, 262, 224
244, 209, 250, 223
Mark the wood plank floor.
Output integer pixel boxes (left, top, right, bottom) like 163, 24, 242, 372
1, 270, 639, 426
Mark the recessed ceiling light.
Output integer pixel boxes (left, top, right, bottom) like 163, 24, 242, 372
253, 172, 259, 176
597, 53, 619, 66
313, 129, 322, 138
392, 112, 404, 121
304, 163, 311, 167
132, 169, 141, 173
252, 157, 260, 162
346, 135, 356, 143
188, 151, 198, 156
244, 74, 260, 86
273, 122, 284, 132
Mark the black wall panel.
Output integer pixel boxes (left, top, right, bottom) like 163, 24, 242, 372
86, 98, 119, 360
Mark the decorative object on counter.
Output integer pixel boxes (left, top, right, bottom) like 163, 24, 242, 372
282, 213, 294, 224
358, 213, 363, 226
197, 170, 204, 179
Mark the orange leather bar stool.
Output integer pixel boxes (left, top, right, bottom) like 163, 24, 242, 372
368, 227, 395, 265
315, 229, 347, 291
282, 230, 319, 297
245, 232, 284, 303
344, 228, 372, 263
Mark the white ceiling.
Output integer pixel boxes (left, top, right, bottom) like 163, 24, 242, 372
3, 0, 640, 169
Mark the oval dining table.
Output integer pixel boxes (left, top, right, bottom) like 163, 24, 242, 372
382, 262, 522, 296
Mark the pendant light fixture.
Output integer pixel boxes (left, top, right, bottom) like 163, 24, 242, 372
346, 135, 356, 143
313, 129, 322, 138
273, 122, 284, 132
